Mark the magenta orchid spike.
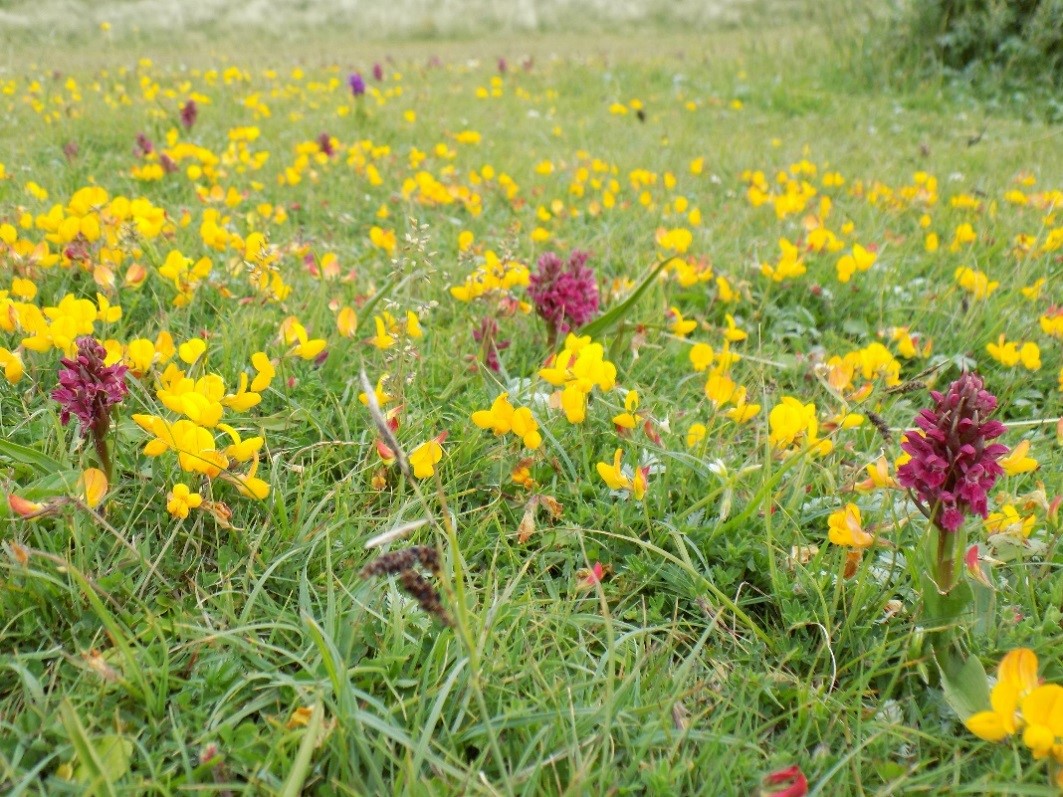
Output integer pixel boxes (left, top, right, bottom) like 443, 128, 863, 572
527, 249, 599, 347
52, 336, 128, 477
897, 372, 1009, 590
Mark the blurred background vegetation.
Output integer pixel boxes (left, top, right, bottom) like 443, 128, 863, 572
0, 0, 1058, 109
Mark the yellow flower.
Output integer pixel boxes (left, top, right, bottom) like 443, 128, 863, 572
226, 456, 270, 500
409, 438, 444, 479
773, 397, 829, 452
760, 238, 806, 282
286, 706, 315, 730
686, 423, 707, 448
596, 449, 629, 490
369, 225, 396, 255
986, 335, 1020, 367
1041, 311, 1063, 340
716, 275, 738, 303
221, 372, 262, 411
178, 338, 207, 365
0, 347, 24, 383
96, 293, 121, 324
855, 455, 898, 491
510, 408, 542, 450
1000, 440, 1038, 476
405, 310, 423, 339
370, 316, 396, 349
1020, 685, 1063, 760
656, 227, 692, 254
217, 423, 264, 463
157, 372, 226, 428
1021, 278, 1045, 301
704, 368, 737, 408
612, 390, 640, 429
138, 416, 227, 477
954, 266, 998, 299
1019, 342, 1041, 371
337, 306, 358, 338
560, 385, 586, 423
511, 462, 536, 489
827, 504, 873, 549
358, 374, 392, 407
829, 412, 865, 430
125, 338, 156, 375
632, 467, 648, 501
950, 222, 978, 252
281, 317, 327, 360
595, 449, 646, 501
835, 243, 876, 283
250, 352, 275, 393
166, 483, 203, 519
984, 505, 1035, 538
668, 307, 697, 337
966, 648, 1040, 742
79, 468, 108, 509
472, 393, 515, 435
724, 387, 760, 423
722, 314, 747, 342
689, 343, 714, 372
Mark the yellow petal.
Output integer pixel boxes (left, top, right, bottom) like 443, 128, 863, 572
965, 711, 1011, 742
79, 468, 108, 508
178, 338, 207, 364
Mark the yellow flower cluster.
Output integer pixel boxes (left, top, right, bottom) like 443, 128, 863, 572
824, 342, 904, 396
768, 396, 833, 457
987, 335, 1041, 371
472, 393, 542, 450
759, 237, 806, 282
132, 346, 274, 501
955, 266, 999, 300
967, 649, 1063, 790
539, 334, 617, 424
450, 251, 530, 302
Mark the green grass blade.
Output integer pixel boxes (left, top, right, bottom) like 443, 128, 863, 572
58, 699, 119, 797
0, 439, 64, 475
579, 256, 677, 340
280, 700, 324, 797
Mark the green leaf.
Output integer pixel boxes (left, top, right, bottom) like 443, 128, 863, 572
81, 736, 133, 788
59, 700, 120, 797
579, 256, 677, 340
935, 646, 990, 721
0, 439, 64, 475
920, 569, 973, 627
280, 701, 324, 797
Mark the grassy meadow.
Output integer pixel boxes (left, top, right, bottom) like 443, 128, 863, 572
1, 4, 1062, 795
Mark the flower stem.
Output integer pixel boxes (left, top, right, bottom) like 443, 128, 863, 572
92, 417, 112, 480
935, 525, 955, 594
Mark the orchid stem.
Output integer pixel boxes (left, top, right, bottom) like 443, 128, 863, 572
935, 526, 955, 594
92, 421, 113, 481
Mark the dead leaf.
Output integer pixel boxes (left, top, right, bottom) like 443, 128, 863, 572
843, 550, 862, 579
517, 501, 537, 544
539, 495, 563, 520
82, 649, 120, 682
789, 545, 819, 568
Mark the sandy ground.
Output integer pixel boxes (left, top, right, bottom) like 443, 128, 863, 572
0, 0, 763, 38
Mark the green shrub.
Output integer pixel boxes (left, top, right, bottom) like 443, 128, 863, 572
896, 0, 1063, 83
